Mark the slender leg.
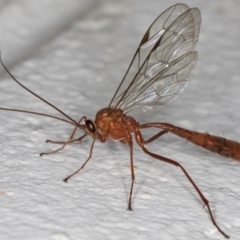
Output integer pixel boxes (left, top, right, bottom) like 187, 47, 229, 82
127, 139, 134, 211
63, 138, 96, 182
121, 132, 135, 211
134, 129, 229, 239
40, 117, 86, 156
40, 133, 87, 156
46, 135, 86, 145
144, 130, 168, 144
46, 121, 80, 144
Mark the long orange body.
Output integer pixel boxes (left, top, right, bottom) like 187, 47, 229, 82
95, 108, 240, 161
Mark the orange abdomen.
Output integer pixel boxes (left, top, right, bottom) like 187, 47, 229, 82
169, 125, 240, 160
147, 123, 240, 161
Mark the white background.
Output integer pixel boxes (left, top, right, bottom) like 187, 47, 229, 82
0, 0, 240, 239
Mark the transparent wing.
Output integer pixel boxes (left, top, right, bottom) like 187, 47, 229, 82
109, 4, 201, 116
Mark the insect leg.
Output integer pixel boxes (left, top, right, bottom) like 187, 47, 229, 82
134, 129, 229, 239
63, 138, 96, 182
40, 117, 87, 155
46, 137, 85, 145
126, 133, 135, 211
144, 130, 168, 144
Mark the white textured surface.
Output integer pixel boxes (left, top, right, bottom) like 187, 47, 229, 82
0, 0, 240, 240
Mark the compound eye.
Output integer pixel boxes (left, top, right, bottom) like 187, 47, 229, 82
85, 119, 96, 134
